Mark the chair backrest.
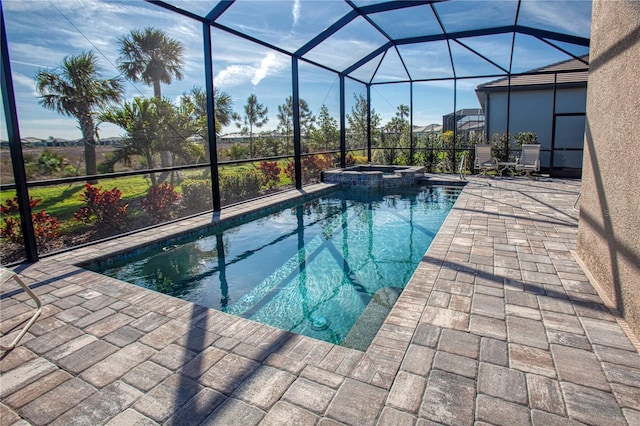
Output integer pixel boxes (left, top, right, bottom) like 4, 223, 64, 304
520, 144, 540, 165
475, 144, 492, 163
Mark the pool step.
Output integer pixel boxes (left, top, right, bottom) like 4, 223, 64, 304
226, 236, 324, 316
341, 286, 402, 351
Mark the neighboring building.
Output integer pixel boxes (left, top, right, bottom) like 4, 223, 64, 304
218, 132, 248, 144
476, 56, 588, 177
412, 124, 442, 138
218, 131, 295, 144
442, 108, 485, 136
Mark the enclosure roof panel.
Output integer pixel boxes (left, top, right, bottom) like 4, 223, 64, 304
152, 0, 590, 80
214, 0, 353, 53
518, 0, 592, 39
366, 4, 443, 40
433, 0, 519, 33
3, 0, 592, 98
302, 15, 390, 72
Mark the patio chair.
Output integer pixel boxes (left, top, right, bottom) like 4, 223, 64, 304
473, 144, 497, 175
516, 144, 541, 178
1, 267, 42, 351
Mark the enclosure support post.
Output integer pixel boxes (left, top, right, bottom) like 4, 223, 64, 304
549, 73, 558, 176
340, 74, 346, 168
367, 84, 372, 163
452, 78, 458, 173
506, 1, 520, 162
485, 92, 491, 143
203, 23, 221, 211
292, 56, 302, 189
1, 9, 38, 262
506, 74, 512, 160
409, 81, 414, 165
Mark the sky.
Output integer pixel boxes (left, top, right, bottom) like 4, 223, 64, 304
1, 0, 591, 141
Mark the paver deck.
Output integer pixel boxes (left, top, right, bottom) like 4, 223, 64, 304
2, 177, 639, 425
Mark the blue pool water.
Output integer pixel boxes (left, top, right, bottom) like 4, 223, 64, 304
89, 185, 461, 350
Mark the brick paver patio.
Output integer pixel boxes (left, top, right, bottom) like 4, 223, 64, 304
2, 177, 639, 425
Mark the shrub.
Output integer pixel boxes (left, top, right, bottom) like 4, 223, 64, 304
220, 171, 261, 204
0, 197, 61, 246
142, 183, 181, 221
37, 149, 63, 173
63, 165, 76, 176
229, 143, 249, 160
284, 161, 295, 182
303, 154, 333, 183
32, 211, 61, 244
491, 133, 510, 162
515, 132, 538, 147
258, 161, 281, 189
0, 196, 38, 215
344, 153, 356, 166
285, 154, 333, 185
344, 154, 367, 166
243, 172, 262, 195
181, 179, 212, 211
74, 183, 129, 229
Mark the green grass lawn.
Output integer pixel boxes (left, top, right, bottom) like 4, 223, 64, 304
219, 160, 293, 185
1, 162, 294, 224
1, 176, 152, 221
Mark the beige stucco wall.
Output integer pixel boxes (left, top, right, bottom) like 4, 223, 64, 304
577, 0, 640, 338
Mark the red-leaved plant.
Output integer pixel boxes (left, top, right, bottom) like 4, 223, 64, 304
74, 183, 128, 229
258, 161, 281, 189
0, 197, 61, 245
142, 183, 181, 221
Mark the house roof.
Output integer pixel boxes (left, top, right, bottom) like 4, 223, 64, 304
476, 55, 589, 91
443, 108, 484, 118
413, 124, 443, 133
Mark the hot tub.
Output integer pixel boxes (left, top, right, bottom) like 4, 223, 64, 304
322, 164, 425, 188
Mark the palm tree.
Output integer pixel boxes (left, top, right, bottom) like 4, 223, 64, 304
396, 104, 409, 122
182, 86, 238, 138
387, 104, 410, 134
100, 97, 198, 185
118, 27, 184, 170
181, 86, 239, 167
240, 94, 269, 158
36, 51, 123, 182
99, 97, 167, 185
99, 97, 161, 180
117, 27, 184, 100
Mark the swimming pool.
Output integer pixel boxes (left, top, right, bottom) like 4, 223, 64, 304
88, 185, 461, 350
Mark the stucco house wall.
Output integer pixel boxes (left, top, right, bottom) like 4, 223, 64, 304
577, 0, 640, 339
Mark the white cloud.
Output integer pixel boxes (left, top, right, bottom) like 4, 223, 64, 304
214, 52, 287, 88
215, 64, 256, 88
292, 0, 301, 26
252, 52, 280, 86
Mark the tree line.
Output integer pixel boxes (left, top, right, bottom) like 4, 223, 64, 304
35, 27, 404, 185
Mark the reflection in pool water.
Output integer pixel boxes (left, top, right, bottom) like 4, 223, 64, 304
89, 185, 461, 350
